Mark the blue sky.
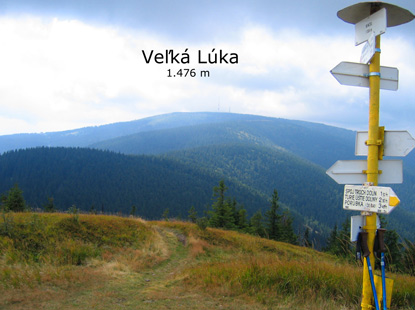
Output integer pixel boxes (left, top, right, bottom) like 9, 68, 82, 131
0, 0, 414, 135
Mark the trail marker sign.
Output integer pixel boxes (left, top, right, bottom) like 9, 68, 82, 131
355, 8, 387, 45
330, 61, 399, 90
343, 185, 400, 214
355, 130, 415, 157
360, 32, 376, 64
326, 160, 403, 184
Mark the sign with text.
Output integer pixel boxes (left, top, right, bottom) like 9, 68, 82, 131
355, 8, 387, 45
360, 32, 376, 64
343, 185, 400, 214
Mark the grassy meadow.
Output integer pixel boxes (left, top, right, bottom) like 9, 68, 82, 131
1, 212, 414, 309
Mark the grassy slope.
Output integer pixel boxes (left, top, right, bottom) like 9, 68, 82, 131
1, 213, 414, 310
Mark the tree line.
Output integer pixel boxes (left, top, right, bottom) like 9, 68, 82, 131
2, 181, 413, 275
1, 180, 300, 245
183, 180, 299, 245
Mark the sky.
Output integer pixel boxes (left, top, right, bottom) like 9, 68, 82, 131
0, 0, 414, 136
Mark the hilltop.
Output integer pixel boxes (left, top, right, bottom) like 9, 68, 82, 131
1, 212, 414, 309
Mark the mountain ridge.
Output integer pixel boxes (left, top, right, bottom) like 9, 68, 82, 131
0, 112, 282, 153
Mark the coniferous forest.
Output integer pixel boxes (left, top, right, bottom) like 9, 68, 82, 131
1, 112, 415, 246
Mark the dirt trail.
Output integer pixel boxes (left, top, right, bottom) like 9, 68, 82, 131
2, 225, 267, 310
130, 226, 266, 310
138, 227, 190, 301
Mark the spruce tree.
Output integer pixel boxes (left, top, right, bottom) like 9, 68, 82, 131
3, 184, 26, 212
44, 197, 56, 213
188, 205, 198, 223
237, 207, 249, 231
280, 211, 298, 245
379, 215, 403, 271
249, 210, 265, 237
229, 198, 238, 226
162, 208, 170, 221
89, 204, 96, 214
338, 218, 351, 257
0, 194, 7, 211
130, 205, 137, 217
324, 219, 351, 257
384, 229, 403, 271
209, 180, 235, 229
324, 224, 339, 253
265, 189, 282, 240
303, 227, 312, 247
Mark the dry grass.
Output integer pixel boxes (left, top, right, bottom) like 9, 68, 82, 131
185, 253, 361, 305
0, 213, 167, 288
156, 221, 415, 310
187, 234, 211, 257
1, 216, 414, 310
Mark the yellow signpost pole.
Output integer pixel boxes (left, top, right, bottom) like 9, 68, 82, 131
334, 3, 414, 309
361, 34, 381, 310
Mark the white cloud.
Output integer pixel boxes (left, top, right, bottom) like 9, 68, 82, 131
0, 16, 414, 135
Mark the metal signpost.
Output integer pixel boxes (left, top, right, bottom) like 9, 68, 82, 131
328, 2, 415, 309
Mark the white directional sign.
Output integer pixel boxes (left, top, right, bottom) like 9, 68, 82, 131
343, 185, 400, 214
331, 61, 399, 91
355, 8, 387, 46
360, 32, 375, 64
326, 160, 403, 184
355, 130, 415, 157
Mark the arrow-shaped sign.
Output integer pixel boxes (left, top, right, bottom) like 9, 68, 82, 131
326, 160, 403, 184
355, 130, 415, 157
343, 184, 400, 214
331, 61, 399, 91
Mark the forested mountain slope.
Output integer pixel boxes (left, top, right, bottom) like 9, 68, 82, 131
1, 112, 414, 240
0, 147, 268, 219
0, 112, 357, 169
165, 143, 344, 226
90, 114, 357, 169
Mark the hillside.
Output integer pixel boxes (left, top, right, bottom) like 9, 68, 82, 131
0, 143, 347, 237
86, 113, 415, 239
166, 143, 344, 226
0, 147, 268, 219
89, 114, 357, 169
1, 112, 415, 240
0, 146, 341, 242
1, 213, 414, 310
0, 112, 358, 169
